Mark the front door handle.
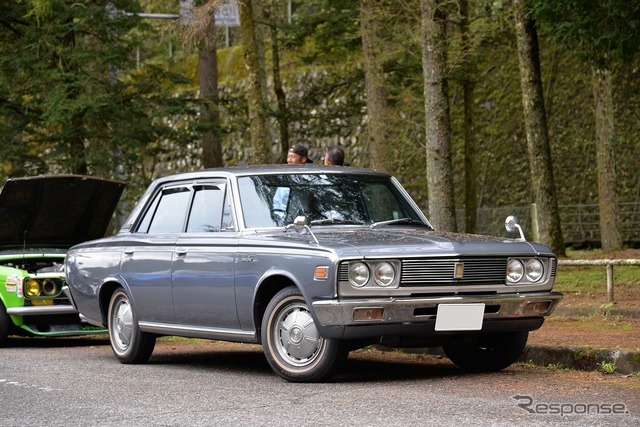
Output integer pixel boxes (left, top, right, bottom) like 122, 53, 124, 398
175, 247, 187, 256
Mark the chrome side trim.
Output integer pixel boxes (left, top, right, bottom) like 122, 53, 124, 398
312, 292, 563, 326
7, 305, 77, 316
139, 321, 257, 343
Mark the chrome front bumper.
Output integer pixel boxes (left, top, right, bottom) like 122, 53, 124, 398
7, 304, 77, 316
312, 292, 564, 326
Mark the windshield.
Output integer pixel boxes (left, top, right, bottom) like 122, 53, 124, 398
238, 173, 424, 228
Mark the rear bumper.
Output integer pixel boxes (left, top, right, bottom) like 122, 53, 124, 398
312, 291, 563, 330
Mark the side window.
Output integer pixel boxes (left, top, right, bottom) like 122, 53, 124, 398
186, 186, 225, 233
221, 190, 235, 230
362, 183, 407, 222
139, 187, 191, 233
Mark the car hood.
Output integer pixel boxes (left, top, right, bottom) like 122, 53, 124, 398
288, 227, 551, 258
0, 175, 126, 249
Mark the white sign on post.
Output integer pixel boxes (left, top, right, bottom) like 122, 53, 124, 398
215, 0, 240, 27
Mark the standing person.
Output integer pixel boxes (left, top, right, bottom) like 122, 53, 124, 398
324, 145, 345, 166
287, 144, 313, 164
274, 144, 312, 216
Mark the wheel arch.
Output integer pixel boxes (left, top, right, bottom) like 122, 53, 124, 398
253, 274, 298, 342
98, 280, 127, 326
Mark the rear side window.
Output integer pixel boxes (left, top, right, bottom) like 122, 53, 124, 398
186, 186, 225, 232
136, 181, 232, 234
137, 187, 191, 233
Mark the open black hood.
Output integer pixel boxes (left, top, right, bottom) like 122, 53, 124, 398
0, 175, 126, 249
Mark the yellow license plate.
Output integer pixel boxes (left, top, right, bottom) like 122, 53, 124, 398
31, 299, 54, 306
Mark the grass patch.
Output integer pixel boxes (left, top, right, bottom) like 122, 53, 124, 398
157, 336, 211, 345
555, 249, 640, 303
546, 363, 569, 371
555, 265, 640, 293
599, 361, 617, 374
545, 316, 636, 334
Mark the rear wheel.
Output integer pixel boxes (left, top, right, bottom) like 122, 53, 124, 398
443, 331, 529, 372
263, 287, 347, 382
0, 304, 10, 347
108, 289, 156, 364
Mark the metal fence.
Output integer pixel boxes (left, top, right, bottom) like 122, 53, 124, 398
456, 202, 640, 246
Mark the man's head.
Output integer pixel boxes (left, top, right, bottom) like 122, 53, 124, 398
324, 145, 345, 166
287, 144, 312, 164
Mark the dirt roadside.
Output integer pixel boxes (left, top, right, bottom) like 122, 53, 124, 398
530, 248, 640, 351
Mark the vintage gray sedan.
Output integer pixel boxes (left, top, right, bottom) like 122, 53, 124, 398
65, 166, 563, 382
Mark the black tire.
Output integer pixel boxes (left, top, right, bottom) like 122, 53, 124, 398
108, 289, 156, 364
0, 303, 10, 347
262, 286, 347, 382
442, 331, 529, 372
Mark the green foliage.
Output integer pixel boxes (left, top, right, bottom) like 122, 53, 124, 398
282, 0, 361, 64
530, 0, 640, 67
1, 0, 639, 230
599, 360, 616, 374
0, 0, 199, 183
546, 363, 569, 371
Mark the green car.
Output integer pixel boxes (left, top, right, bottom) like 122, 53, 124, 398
0, 175, 125, 346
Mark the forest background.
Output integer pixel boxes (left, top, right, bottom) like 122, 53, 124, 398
1, 0, 639, 253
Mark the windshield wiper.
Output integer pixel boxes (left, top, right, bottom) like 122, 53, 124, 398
310, 218, 366, 225
370, 218, 430, 229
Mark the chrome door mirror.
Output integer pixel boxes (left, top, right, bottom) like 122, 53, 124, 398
505, 215, 526, 241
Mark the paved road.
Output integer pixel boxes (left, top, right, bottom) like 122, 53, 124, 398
1, 336, 638, 426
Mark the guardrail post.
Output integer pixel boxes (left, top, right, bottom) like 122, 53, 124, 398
557, 259, 639, 304
606, 263, 614, 303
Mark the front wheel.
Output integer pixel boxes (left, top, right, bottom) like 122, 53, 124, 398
262, 287, 347, 382
443, 331, 529, 372
108, 289, 156, 364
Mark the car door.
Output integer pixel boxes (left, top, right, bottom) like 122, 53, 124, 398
121, 184, 191, 323
171, 182, 240, 329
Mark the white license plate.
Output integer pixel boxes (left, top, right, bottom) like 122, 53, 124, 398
435, 303, 485, 331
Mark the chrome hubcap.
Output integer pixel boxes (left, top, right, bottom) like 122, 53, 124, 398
275, 302, 322, 367
112, 297, 133, 351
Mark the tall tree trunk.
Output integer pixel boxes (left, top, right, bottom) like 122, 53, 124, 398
61, 17, 88, 175
252, 0, 272, 146
514, 0, 565, 255
360, 0, 391, 173
460, 0, 477, 234
592, 66, 622, 251
199, 46, 222, 168
265, 5, 290, 163
69, 124, 88, 175
421, 0, 456, 232
239, 0, 270, 164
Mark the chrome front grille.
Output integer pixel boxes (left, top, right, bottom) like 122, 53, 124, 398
339, 257, 508, 286
401, 257, 507, 286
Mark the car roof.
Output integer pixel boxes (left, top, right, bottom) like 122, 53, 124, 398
0, 175, 126, 249
148, 165, 391, 185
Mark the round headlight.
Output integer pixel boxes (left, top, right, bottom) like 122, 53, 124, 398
374, 262, 395, 287
42, 279, 60, 296
506, 259, 524, 283
25, 279, 41, 297
348, 262, 370, 288
525, 259, 544, 282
